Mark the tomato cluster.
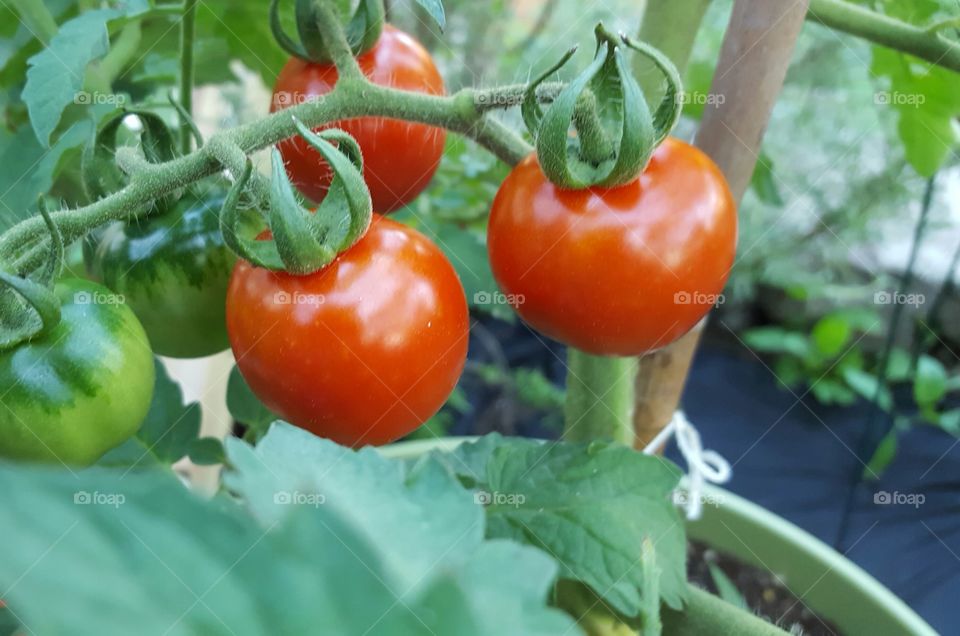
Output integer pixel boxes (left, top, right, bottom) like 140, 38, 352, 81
0, 19, 737, 464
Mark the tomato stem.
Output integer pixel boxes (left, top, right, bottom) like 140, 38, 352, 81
178, 0, 198, 155
563, 349, 637, 446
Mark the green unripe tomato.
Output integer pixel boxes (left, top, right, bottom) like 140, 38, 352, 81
0, 279, 155, 465
85, 190, 235, 358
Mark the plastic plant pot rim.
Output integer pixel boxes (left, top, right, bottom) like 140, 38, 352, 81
380, 436, 937, 636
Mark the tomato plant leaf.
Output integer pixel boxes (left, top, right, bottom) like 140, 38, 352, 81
21, 3, 148, 146
842, 367, 892, 411
707, 563, 748, 610
440, 435, 687, 617
914, 354, 948, 407
748, 154, 784, 207
226, 364, 280, 437
223, 423, 576, 634
870, 45, 960, 177
0, 119, 91, 231
224, 423, 482, 587
0, 433, 576, 635
187, 437, 226, 466
98, 358, 204, 468
811, 314, 853, 358
194, 1, 288, 86
742, 327, 811, 358
412, 0, 446, 32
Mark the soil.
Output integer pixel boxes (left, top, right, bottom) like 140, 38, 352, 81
688, 540, 843, 635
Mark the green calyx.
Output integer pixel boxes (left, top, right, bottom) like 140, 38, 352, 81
0, 200, 64, 351
220, 119, 372, 275
82, 109, 183, 212
271, 0, 384, 64
524, 24, 682, 190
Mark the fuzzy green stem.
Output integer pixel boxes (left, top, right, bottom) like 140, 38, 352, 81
572, 90, 615, 165
310, 0, 363, 80
473, 82, 564, 112
807, 0, 960, 73
563, 349, 637, 445
8, 0, 58, 44
635, 0, 712, 105
178, 0, 198, 154
100, 21, 141, 84
0, 81, 531, 272
661, 586, 789, 635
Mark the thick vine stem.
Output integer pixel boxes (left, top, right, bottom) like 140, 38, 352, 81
0, 80, 532, 273
473, 82, 565, 111
807, 0, 960, 73
309, 0, 364, 80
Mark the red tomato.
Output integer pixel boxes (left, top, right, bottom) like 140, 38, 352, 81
487, 138, 737, 356
226, 216, 469, 446
271, 25, 446, 213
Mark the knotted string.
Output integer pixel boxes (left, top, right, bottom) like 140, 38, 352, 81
643, 411, 731, 520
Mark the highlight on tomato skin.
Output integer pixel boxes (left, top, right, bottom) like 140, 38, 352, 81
271, 25, 447, 214
487, 137, 737, 356
225, 215, 470, 447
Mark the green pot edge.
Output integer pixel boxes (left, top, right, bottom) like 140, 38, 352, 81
380, 436, 937, 636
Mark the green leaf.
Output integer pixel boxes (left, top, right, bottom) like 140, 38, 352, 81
224, 422, 485, 588
842, 367, 892, 411
871, 45, 960, 177
864, 429, 898, 477
226, 365, 279, 437
0, 433, 576, 635
98, 358, 203, 468
412, 0, 446, 31
513, 368, 565, 410
223, 424, 576, 634
442, 435, 687, 617
708, 563, 748, 610
742, 327, 811, 358
937, 409, 960, 436
915, 354, 948, 406
749, 155, 784, 207
22, 3, 148, 146
811, 378, 857, 405
188, 437, 225, 465
195, 1, 288, 86
0, 120, 91, 230
811, 314, 852, 358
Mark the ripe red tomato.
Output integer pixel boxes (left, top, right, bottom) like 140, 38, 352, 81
271, 25, 446, 213
226, 216, 469, 447
487, 138, 737, 356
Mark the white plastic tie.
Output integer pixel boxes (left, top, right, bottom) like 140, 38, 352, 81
643, 410, 731, 520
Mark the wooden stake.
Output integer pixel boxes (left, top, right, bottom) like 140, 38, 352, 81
633, 0, 812, 449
